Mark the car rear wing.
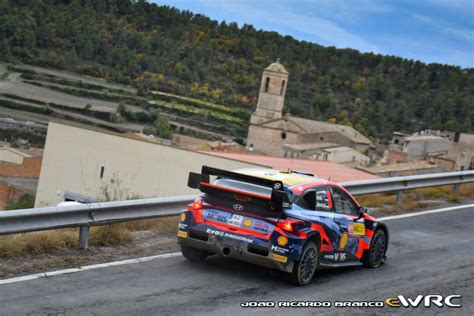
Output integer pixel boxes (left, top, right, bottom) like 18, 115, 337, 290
188, 166, 292, 211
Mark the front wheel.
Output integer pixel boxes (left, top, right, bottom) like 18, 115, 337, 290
287, 240, 320, 286
180, 245, 209, 262
362, 229, 387, 268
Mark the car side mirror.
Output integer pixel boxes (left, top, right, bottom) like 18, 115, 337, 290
356, 206, 367, 220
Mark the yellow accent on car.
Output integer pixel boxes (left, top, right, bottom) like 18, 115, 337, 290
353, 223, 366, 235
236, 168, 317, 186
180, 212, 186, 222
272, 253, 288, 263
243, 219, 252, 227
277, 236, 288, 246
177, 231, 188, 238
339, 232, 348, 249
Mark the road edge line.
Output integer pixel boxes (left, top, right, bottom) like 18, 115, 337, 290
378, 203, 473, 221
0, 252, 181, 286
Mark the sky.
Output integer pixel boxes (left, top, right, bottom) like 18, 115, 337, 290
153, 0, 474, 68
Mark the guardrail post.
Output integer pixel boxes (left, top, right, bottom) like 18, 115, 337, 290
79, 226, 90, 249
452, 183, 461, 194
396, 191, 403, 205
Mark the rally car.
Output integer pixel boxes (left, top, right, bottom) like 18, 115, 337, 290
177, 166, 388, 286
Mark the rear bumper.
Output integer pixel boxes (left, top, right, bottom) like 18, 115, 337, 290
179, 231, 294, 272
178, 214, 305, 272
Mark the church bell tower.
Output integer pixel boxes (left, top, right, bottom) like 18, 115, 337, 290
250, 59, 289, 125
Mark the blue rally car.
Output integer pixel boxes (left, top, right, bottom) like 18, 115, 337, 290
177, 166, 388, 286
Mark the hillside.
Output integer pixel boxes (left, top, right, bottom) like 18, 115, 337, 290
0, 0, 473, 140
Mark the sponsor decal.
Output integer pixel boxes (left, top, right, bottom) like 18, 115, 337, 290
348, 223, 365, 236
243, 219, 253, 228
177, 231, 187, 238
271, 245, 289, 254
234, 194, 251, 202
324, 253, 347, 261
180, 212, 186, 222
228, 214, 243, 227
273, 182, 282, 190
339, 232, 348, 250
277, 236, 288, 247
206, 228, 253, 243
204, 210, 229, 224
253, 221, 270, 234
271, 253, 288, 263
233, 204, 244, 211
178, 223, 187, 230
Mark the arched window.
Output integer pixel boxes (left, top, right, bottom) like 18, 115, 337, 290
281, 132, 287, 140
280, 80, 286, 95
264, 77, 270, 92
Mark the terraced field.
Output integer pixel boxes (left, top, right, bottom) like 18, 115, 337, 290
0, 64, 250, 143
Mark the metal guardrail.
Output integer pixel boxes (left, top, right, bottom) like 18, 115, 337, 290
0, 170, 473, 248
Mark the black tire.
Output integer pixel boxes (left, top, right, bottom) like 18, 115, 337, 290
180, 245, 209, 262
362, 229, 387, 268
287, 240, 320, 286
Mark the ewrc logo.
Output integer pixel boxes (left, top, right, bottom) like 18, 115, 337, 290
386, 295, 462, 308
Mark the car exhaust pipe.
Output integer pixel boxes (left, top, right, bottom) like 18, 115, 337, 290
222, 247, 231, 256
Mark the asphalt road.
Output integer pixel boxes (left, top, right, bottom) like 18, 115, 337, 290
1, 205, 473, 315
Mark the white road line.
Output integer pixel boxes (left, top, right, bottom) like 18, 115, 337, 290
1, 203, 472, 286
378, 203, 473, 221
0, 252, 181, 286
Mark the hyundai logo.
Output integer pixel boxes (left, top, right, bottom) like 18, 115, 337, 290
233, 204, 244, 211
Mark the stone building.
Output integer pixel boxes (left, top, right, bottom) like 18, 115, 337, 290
246, 61, 372, 157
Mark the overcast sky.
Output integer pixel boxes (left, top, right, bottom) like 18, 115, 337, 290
154, 0, 474, 68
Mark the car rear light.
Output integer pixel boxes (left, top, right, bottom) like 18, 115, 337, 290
192, 197, 203, 210
276, 218, 305, 233
187, 197, 204, 222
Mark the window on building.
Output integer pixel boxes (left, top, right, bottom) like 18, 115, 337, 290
100, 166, 105, 179
264, 77, 270, 92
280, 80, 285, 95
320, 137, 324, 141
281, 132, 287, 140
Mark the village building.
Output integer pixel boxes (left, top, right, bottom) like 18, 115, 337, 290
246, 60, 372, 160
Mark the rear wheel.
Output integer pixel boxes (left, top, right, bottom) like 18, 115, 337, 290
180, 245, 209, 262
287, 240, 319, 286
362, 229, 386, 268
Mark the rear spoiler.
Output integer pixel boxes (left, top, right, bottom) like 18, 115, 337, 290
188, 166, 292, 209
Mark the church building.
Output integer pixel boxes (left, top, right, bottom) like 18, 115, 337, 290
246, 60, 372, 158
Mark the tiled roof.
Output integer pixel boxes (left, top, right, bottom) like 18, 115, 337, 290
205, 152, 379, 182
265, 61, 288, 74
282, 142, 339, 151
289, 117, 372, 145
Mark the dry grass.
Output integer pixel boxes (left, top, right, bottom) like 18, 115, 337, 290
356, 193, 396, 207
122, 216, 179, 234
0, 230, 77, 258
0, 216, 180, 259
448, 193, 460, 203
358, 184, 472, 215
459, 183, 474, 197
